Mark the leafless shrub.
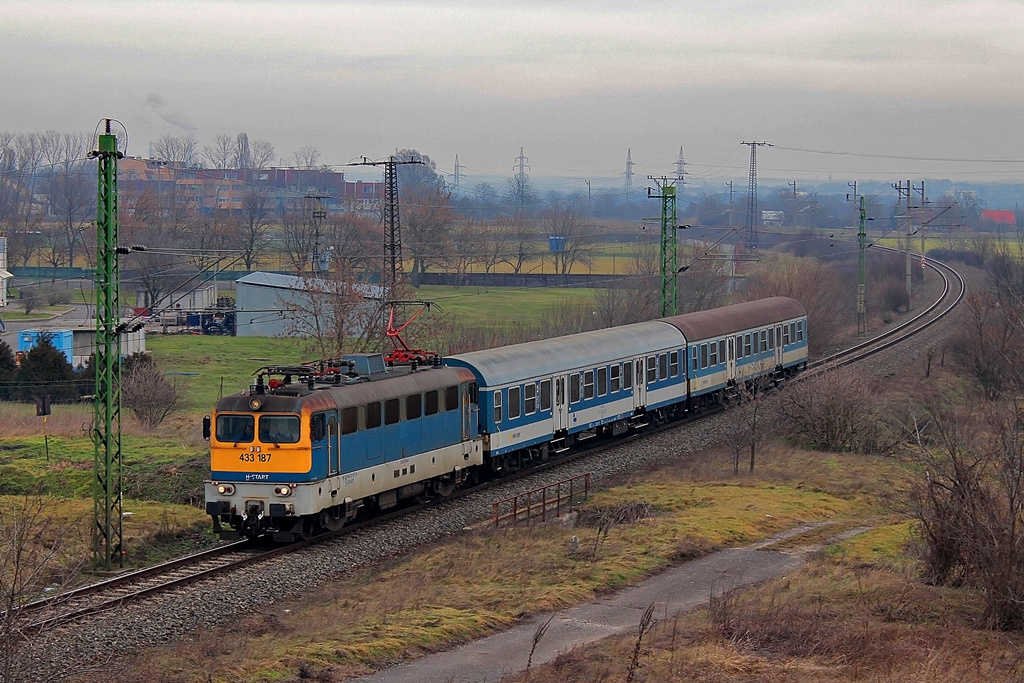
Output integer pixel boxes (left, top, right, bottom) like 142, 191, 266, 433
120, 356, 187, 429
778, 367, 892, 454
904, 397, 1024, 629
577, 501, 653, 528
625, 602, 657, 683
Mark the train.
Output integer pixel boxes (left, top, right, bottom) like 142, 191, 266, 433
204, 296, 808, 541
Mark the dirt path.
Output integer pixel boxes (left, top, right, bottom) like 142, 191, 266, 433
348, 525, 838, 683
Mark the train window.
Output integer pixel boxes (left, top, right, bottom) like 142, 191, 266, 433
647, 356, 657, 384
525, 383, 537, 414
623, 361, 633, 390
509, 386, 521, 419
425, 390, 439, 416
760, 330, 767, 352
216, 415, 254, 443
768, 328, 775, 349
691, 346, 698, 371
596, 367, 607, 396
736, 335, 743, 359
744, 334, 752, 357
445, 386, 459, 411
570, 373, 581, 403
659, 353, 668, 380
493, 390, 503, 423
583, 370, 594, 400
469, 383, 478, 404
385, 398, 400, 425
610, 365, 620, 392
406, 394, 421, 420
797, 321, 804, 341
698, 345, 707, 370
259, 415, 301, 444
540, 379, 551, 411
670, 350, 679, 377
311, 413, 326, 441
342, 407, 357, 434
783, 325, 791, 345
719, 340, 727, 364
365, 402, 382, 429
709, 342, 718, 366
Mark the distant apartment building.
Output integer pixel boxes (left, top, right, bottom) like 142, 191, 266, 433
119, 158, 385, 216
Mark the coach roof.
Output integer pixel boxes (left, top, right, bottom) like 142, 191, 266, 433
445, 321, 684, 387
659, 297, 806, 341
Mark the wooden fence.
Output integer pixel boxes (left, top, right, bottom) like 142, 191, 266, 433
492, 473, 590, 528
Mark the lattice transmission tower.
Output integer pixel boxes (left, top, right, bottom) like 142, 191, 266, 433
741, 141, 771, 251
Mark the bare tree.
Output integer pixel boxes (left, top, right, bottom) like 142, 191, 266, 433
498, 218, 539, 276
45, 133, 93, 270
448, 218, 486, 287
152, 134, 199, 167
202, 133, 235, 169
543, 201, 591, 281
292, 145, 321, 169
234, 188, 272, 271
725, 362, 775, 474
1, 494, 83, 683
778, 366, 889, 453
281, 274, 376, 358
248, 140, 276, 169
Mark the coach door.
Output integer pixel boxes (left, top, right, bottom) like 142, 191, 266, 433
775, 325, 784, 367
327, 411, 340, 475
553, 376, 568, 432
726, 338, 736, 382
633, 357, 647, 410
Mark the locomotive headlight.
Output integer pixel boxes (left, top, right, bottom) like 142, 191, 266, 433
248, 397, 263, 411
273, 485, 292, 497
217, 483, 235, 495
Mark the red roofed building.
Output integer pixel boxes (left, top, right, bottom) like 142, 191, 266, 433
981, 209, 1017, 226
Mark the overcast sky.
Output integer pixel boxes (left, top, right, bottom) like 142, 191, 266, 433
3, 0, 1024, 190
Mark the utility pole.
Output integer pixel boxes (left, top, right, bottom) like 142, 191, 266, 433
742, 141, 771, 251
647, 176, 679, 317
347, 156, 424, 298
788, 180, 798, 228
453, 154, 462, 196
88, 120, 124, 571
857, 195, 868, 337
624, 149, 635, 206
306, 194, 328, 275
914, 180, 926, 282
892, 179, 913, 307
725, 180, 734, 226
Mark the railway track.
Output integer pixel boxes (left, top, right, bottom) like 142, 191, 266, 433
11, 255, 965, 636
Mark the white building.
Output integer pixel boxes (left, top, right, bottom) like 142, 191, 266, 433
234, 272, 383, 338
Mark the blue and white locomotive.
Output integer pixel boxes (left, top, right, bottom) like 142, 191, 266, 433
204, 296, 807, 540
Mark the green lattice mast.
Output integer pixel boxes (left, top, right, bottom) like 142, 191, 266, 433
648, 179, 678, 317
90, 121, 124, 570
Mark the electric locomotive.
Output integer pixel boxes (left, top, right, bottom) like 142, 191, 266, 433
204, 354, 481, 541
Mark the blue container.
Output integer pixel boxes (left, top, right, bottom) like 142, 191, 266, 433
18, 329, 74, 365
548, 235, 566, 253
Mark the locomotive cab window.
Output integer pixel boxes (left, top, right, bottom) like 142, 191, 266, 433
445, 386, 459, 411
259, 415, 301, 444
217, 414, 254, 443
311, 413, 326, 441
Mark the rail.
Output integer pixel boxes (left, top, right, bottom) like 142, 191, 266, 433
492, 473, 590, 527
